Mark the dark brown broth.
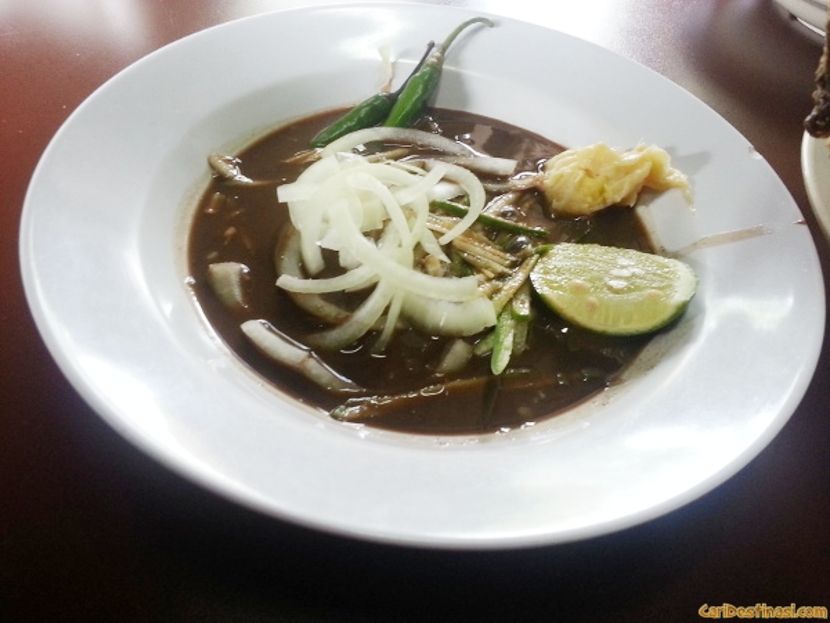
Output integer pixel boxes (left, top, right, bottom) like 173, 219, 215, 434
188, 108, 654, 435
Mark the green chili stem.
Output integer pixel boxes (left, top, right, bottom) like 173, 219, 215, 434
309, 42, 435, 148
383, 17, 494, 128
439, 16, 495, 51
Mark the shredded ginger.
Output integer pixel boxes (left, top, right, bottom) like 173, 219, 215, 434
541, 143, 691, 217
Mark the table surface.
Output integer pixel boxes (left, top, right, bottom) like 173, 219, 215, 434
2, 1, 829, 620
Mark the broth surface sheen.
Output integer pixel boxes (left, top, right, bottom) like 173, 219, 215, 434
188, 109, 654, 435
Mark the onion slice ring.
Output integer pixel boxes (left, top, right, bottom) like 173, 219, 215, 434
322, 127, 475, 157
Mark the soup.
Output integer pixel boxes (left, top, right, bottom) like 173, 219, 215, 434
188, 108, 662, 435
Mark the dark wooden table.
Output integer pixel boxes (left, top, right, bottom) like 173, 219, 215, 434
3, 1, 828, 620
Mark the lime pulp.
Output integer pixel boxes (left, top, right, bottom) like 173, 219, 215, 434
529, 243, 697, 336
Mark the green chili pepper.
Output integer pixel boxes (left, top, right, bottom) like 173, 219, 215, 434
309, 42, 435, 148
383, 17, 494, 128
310, 94, 395, 148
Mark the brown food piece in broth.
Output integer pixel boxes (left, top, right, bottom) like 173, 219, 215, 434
188, 108, 655, 435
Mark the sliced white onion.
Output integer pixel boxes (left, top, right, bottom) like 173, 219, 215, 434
277, 181, 316, 203
422, 161, 486, 245
328, 202, 480, 301
419, 228, 449, 263
355, 193, 386, 231
427, 181, 464, 202
431, 155, 517, 177
394, 162, 447, 206
207, 262, 249, 311
435, 339, 475, 375
296, 154, 341, 183
285, 178, 334, 276
274, 228, 351, 325
277, 264, 376, 294
241, 319, 362, 393
297, 218, 325, 275
373, 290, 404, 353
402, 293, 497, 336
338, 248, 362, 271
322, 127, 475, 158
318, 226, 344, 252
347, 171, 412, 247
406, 194, 430, 256
274, 146, 498, 350
389, 159, 428, 175
307, 282, 394, 350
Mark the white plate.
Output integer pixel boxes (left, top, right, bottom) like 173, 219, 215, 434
774, 0, 827, 34
20, 4, 825, 548
802, 132, 830, 239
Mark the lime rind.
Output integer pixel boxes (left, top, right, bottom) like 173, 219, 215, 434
530, 243, 697, 336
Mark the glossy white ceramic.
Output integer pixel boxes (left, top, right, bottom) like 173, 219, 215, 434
774, 0, 827, 34
20, 4, 825, 548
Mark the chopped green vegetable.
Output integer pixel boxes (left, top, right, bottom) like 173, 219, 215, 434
490, 308, 516, 375
510, 282, 531, 320
473, 330, 495, 356
432, 200, 548, 237
490, 255, 538, 313
449, 247, 474, 277
512, 318, 529, 355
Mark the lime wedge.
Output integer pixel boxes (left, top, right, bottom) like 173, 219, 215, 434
530, 243, 696, 335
